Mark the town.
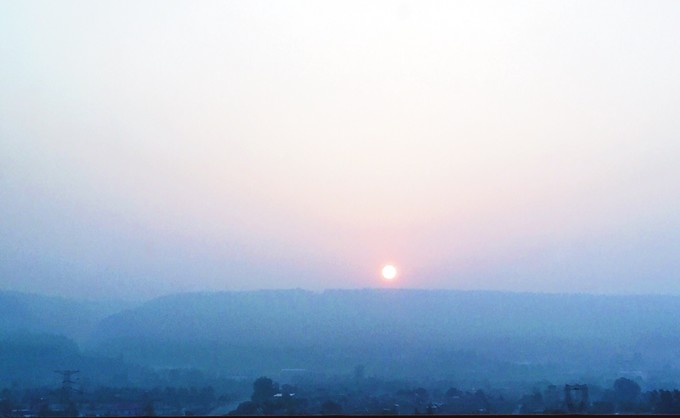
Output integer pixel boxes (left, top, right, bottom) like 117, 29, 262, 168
3, 371, 680, 416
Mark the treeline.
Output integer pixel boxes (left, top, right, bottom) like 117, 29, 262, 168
3, 375, 680, 416
228, 375, 680, 415
0, 384, 234, 417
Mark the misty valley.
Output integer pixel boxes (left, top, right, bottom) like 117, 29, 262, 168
2, 289, 680, 415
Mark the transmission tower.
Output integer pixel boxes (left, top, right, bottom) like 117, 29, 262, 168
564, 384, 588, 413
54, 370, 80, 402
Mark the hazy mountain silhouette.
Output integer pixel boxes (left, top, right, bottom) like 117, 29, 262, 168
91, 289, 680, 380
0, 290, 136, 343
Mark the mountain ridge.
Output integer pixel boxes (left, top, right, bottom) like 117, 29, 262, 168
89, 289, 680, 379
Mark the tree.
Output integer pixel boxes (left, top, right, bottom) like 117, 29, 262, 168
0, 398, 13, 417
229, 401, 258, 415
446, 388, 463, 398
321, 400, 343, 415
251, 377, 278, 403
143, 400, 155, 416
614, 377, 641, 410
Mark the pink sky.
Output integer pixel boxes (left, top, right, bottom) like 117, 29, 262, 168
1, 1, 680, 299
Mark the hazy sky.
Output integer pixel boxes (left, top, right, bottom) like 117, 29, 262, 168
2, 1, 680, 300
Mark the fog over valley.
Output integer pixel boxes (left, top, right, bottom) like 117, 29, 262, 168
2, 289, 679, 390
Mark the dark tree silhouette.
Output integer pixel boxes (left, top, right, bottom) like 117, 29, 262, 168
229, 400, 258, 415
251, 377, 278, 403
321, 400, 343, 415
614, 377, 641, 411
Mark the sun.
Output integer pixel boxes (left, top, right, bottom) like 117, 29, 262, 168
382, 265, 397, 281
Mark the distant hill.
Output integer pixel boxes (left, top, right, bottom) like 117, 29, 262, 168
0, 290, 136, 344
3, 288, 680, 386
0, 291, 145, 387
92, 289, 680, 381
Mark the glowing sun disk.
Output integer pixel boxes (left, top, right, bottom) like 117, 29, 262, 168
382, 265, 397, 280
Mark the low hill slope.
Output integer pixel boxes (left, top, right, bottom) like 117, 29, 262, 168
92, 289, 680, 379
